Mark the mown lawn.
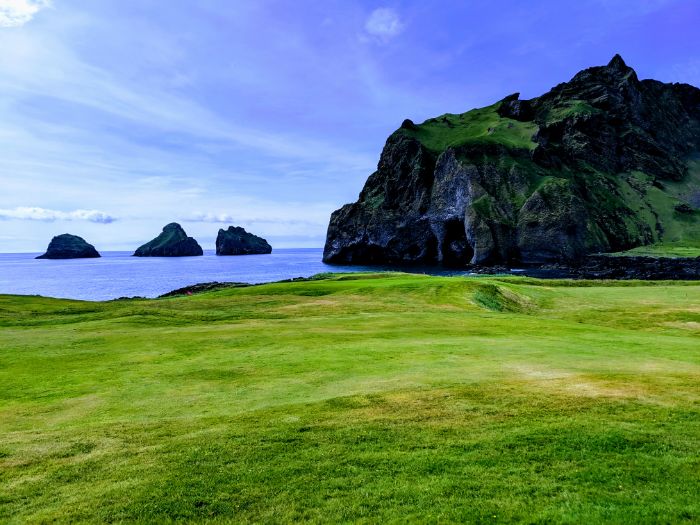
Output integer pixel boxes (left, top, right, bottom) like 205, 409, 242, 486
1, 273, 699, 523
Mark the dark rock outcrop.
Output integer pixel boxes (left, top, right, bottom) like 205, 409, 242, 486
469, 256, 700, 280
324, 55, 700, 267
216, 226, 272, 255
159, 281, 251, 297
134, 223, 203, 257
573, 255, 700, 280
36, 234, 100, 259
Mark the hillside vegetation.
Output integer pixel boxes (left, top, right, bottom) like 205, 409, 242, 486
1, 273, 699, 522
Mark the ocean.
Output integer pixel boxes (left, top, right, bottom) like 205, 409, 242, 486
0, 249, 453, 301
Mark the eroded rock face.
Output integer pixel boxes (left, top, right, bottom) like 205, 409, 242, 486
36, 234, 100, 259
133, 223, 203, 257
216, 226, 272, 255
324, 55, 700, 266
324, 133, 437, 264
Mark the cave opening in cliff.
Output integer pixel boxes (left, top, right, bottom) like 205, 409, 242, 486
442, 219, 473, 267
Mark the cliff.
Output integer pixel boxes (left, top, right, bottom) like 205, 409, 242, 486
324, 55, 700, 266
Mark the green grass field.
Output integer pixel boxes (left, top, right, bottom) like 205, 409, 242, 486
1, 273, 699, 523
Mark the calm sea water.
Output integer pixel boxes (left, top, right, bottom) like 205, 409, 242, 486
0, 249, 449, 301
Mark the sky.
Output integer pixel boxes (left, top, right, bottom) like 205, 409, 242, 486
0, 0, 698, 252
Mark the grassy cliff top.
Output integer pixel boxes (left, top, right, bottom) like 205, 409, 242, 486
1, 273, 699, 522
398, 102, 539, 153
397, 98, 602, 155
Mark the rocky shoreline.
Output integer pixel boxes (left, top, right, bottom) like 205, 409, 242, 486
158, 276, 322, 298
569, 255, 700, 280
469, 255, 700, 280
159, 281, 251, 297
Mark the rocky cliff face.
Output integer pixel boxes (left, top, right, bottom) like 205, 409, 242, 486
36, 234, 100, 259
134, 223, 203, 257
216, 226, 272, 255
324, 56, 700, 266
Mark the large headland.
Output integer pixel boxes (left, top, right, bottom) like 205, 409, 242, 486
323, 55, 700, 276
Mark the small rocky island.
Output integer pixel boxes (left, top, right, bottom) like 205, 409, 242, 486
134, 223, 203, 257
36, 234, 101, 259
216, 226, 272, 255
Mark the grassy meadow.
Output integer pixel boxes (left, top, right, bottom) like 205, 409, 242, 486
1, 273, 699, 523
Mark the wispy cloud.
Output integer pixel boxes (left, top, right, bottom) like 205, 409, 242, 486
187, 212, 238, 224
364, 8, 403, 41
0, 0, 50, 28
185, 212, 323, 227
0, 24, 375, 171
0, 207, 117, 223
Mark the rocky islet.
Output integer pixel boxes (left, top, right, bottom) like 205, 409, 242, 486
133, 223, 204, 257
216, 226, 272, 255
36, 234, 101, 259
36, 224, 274, 259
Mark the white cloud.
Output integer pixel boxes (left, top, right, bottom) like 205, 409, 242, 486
0, 27, 374, 172
188, 212, 237, 223
364, 8, 403, 41
186, 212, 324, 227
0, 206, 117, 223
0, 0, 51, 28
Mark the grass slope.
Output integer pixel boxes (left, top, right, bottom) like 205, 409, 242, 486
1, 274, 699, 523
400, 103, 538, 153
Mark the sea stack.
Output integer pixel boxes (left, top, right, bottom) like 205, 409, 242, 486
36, 234, 101, 259
134, 223, 203, 257
216, 226, 272, 255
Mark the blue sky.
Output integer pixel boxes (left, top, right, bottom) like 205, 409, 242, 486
0, 0, 698, 252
